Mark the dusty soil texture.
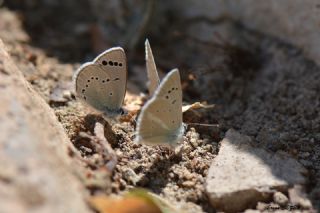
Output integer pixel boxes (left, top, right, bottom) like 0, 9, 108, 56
1, 1, 319, 212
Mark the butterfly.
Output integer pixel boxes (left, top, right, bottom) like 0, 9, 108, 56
135, 69, 185, 147
73, 47, 127, 117
145, 39, 160, 96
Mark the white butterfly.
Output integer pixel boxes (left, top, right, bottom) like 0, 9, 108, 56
135, 69, 185, 147
73, 47, 127, 117
145, 39, 160, 96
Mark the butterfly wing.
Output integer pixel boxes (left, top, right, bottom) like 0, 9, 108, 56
145, 39, 160, 96
135, 69, 184, 147
74, 47, 127, 116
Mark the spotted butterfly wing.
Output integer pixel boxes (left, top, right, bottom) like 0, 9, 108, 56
135, 69, 184, 147
74, 47, 127, 117
145, 39, 160, 96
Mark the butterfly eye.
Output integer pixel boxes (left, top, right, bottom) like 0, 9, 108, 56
102, 60, 108, 65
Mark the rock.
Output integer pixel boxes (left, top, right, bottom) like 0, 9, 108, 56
0, 39, 90, 212
171, 0, 320, 65
256, 202, 268, 211
49, 81, 74, 104
289, 185, 313, 209
205, 129, 306, 213
122, 168, 141, 185
244, 210, 260, 213
182, 181, 195, 188
273, 192, 289, 207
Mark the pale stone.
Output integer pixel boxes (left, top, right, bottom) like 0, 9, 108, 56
205, 129, 306, 212
273, 192, 289, 207
0, 39, 90, 212
289, 185, 313, 209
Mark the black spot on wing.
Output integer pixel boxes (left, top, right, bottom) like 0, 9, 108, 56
102, 60, 123, 67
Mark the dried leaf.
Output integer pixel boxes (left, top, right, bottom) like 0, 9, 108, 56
89, 189, 183, 213
128, 189, 182, 213
182, 101, 215, 113
89, 195, 161, 213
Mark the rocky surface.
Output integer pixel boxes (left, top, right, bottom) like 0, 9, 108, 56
205, 129, 307, 212
0, 39, 90, 213
171, 0, 320, 65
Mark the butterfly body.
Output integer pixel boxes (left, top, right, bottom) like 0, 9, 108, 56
74, 47, 127, 117
135, 69, 184, 147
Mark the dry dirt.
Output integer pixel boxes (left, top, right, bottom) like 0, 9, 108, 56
1, 1, 319, 212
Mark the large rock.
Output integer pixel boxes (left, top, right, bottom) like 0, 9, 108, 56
205, 129, 307, 213
0, 39, 90, 212
171, 0, 320, 65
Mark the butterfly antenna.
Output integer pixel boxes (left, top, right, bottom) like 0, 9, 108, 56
186, 122, 219, 127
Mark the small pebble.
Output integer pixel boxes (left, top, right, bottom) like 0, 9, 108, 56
182, 181, 195, 188
62, 90, 72, 99
122, 168, 140, 185
168, 172, 175, 179
273, 191, 288, 206
244, 210, 260, 213
256, 202, 268, 211
183, 170, 193, 180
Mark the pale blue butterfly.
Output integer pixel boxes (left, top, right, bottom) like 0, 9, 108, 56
73, 47, 127, 117
135, 69, 185, 147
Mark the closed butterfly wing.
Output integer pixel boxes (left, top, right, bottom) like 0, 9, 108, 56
74, 47, 127, 117
145, 39, 160, 96
135, 69, 184, 147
